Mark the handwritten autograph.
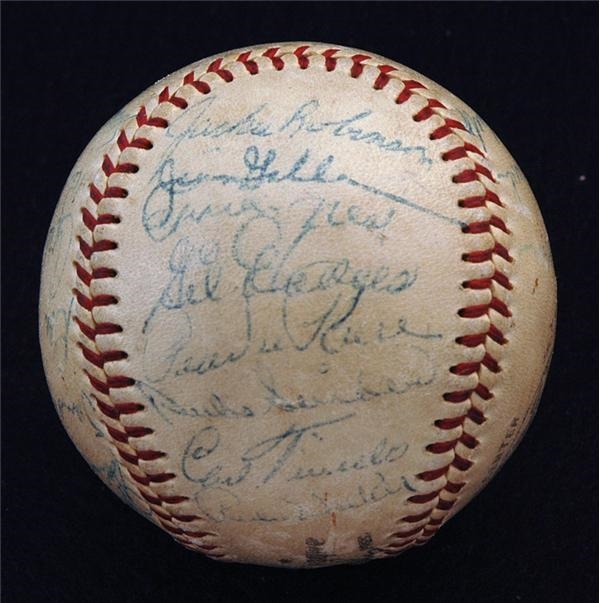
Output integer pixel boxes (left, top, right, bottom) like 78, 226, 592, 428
141, 186, 438, 384
166, 96, 431, 157
182, 413, 355, 487
261, 351, 437, 414
143, 144, 461, 242
191, 471, 414, 524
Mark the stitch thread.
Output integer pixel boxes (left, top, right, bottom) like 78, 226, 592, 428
70, 45, 512, 559
73, 101, 222, 556
384, 73, 512, 550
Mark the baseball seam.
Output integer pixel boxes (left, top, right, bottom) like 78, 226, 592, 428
71, 45, 512, 559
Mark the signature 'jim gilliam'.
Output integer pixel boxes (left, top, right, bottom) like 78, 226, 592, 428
141, 96, 461, 243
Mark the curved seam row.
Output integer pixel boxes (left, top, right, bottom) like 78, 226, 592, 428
377, 62, 512, 551
71, 45, 512, 558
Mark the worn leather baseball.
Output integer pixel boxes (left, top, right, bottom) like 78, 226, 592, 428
40, 43, 556, 567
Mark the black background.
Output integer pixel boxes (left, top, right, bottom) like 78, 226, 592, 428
2, 2, 598, 602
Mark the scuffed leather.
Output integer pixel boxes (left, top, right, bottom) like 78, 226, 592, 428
39, 43, 556, 567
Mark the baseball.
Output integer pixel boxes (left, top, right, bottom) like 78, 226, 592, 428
40, 42, 556, 567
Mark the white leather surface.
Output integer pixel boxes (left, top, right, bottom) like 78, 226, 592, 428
39, 43, 556, 567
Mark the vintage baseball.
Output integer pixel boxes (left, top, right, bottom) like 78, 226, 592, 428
40, 43, 556, 567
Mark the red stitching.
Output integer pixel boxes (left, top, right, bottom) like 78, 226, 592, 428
396, 80, 427, 104
83, 370, 132, 396
73, 289, 117, 311
207, 59, 234, 82
456, 324, 507, 347
462, 242, 512, 263
158, 86, 188, 109
78, 343, 126, 368
462, 217, 510, 235
468, 406, 488, 424
128, 470, 176, 486
384, 64, 513, 550
262, 47, 285, 70
429, 118, 468, 140
136, 106, 168, 129
294, 45, 311, 69
72, 95, 215, 549
183, 71, 211, 94
408, 490, 441, 504
435, 415, 466, 429
442, 143, 485, 161
464, 270, 512, 291
119, 448, 165, 463
322, 48, 339, 72
350, 54, 371, 78
77, 237, 117, 260
453, 163, 495, 183
75, 262, 116, 286
140, 490, 188, 505
74, 317, 121, 339
413, 99, 447, 122
373, 65, 397, 90
95, 398, 143, 419
67, 45, 513, 558
236, 51, 259, 75
459, 189, 502, 208
81, 208, 120, 232
102, 156, 139, 176
117, 131, 153, 151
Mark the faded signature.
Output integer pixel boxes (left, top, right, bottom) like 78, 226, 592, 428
192, 471, 414, 524
182, 413, 355, 487
143, 144, 460, 242
141, 192, 434, 383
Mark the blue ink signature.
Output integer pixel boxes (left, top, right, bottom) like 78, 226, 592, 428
182, 413, 355, 487
44, 213, 74, 300
141, 223, 425, 382
260, 348, 438, 414
142, 145, 462, 242
43, 297, 75, 364
137, 381, 255, 425
191, 471, 414, 524
167, 96, 430, 160
279, 100, 430, 160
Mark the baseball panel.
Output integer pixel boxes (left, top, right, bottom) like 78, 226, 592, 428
40, 43, 556, 567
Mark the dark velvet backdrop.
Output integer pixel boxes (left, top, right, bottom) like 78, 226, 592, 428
2, 2, 597, 601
